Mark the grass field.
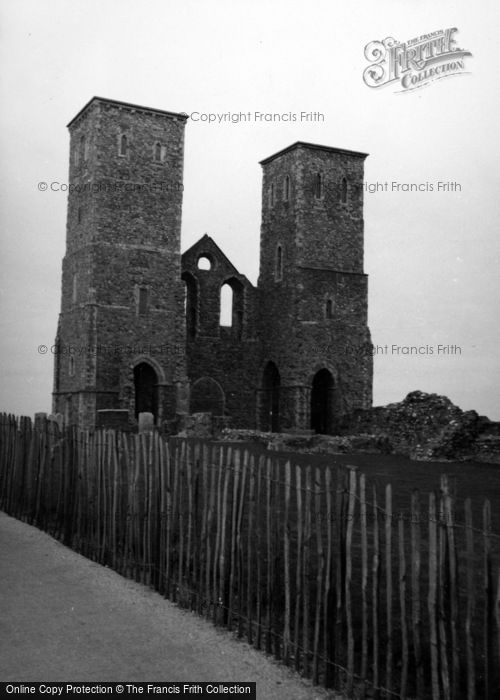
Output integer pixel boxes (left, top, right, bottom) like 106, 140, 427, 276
265, 448, 500, 534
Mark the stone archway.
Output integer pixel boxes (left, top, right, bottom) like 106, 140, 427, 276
310, 368, 334, 434
190, 377, 225, 415
134, 362, 158, 421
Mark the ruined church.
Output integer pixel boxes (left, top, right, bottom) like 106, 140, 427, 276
53, 97, 372, 433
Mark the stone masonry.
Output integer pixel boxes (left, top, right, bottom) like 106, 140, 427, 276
53, 97, 373, 432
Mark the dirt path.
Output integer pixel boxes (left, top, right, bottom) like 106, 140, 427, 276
0, 512, 342, 698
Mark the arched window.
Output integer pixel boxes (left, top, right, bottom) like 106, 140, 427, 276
220, 278, 244, 338
275, 244, 283, 281
315, 173, 323, 199
220, 283, 233, 327
283, 175, 290, 201
80, 135, 86, 162
326, 298, 333, 319
197, 255, 212, 270
72, 274, 78, 304
154, 142, 162, 161
137, 287, 149, 315
341, 177, 348, 203
190, 377, 225, 415
119, 134, 128, 156
68, 355, 75, 377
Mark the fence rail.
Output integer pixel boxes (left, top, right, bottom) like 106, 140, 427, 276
0, 413, 499, 698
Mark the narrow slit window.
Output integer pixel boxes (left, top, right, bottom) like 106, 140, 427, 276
284, 175, 290, 201
154, 142, 162, 161
138, 287, 149, 315
80, 135, 86, 162
270, 183, 275, 207
341, 177, 348, 203
72, 274, 78, 304
315, 173, 323, 199
69, 355, 75, 377
275, 245, 283, 281
120, 134, 128, 156
326, 298, 333, 319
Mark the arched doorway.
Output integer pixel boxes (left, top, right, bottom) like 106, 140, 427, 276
134, 362, 158, 421
310, 368, 334, 434
262, 361, 281, 432
190, 377, 225, 415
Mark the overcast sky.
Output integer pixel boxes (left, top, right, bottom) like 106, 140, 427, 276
1, 0, 499, 420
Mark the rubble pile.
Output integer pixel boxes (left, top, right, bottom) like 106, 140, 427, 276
180, 393, 500, 464
344, 391, 500, 462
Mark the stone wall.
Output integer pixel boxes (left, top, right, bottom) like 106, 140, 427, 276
54, 98, 189, 428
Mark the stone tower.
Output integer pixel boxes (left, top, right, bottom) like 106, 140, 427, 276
52, 97, 189, 429
257, 142, 372, 433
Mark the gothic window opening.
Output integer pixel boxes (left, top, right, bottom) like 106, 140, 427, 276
68, 355, 75, 377
72, 274, 78, 304
220, 283, 233, 327
220, 278, 244, 338
154, 142, 162, 162
341, 177, 348, 203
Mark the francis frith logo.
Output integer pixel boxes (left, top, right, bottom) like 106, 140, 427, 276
363, 28, 472, 92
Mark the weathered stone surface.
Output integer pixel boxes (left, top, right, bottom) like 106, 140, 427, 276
96, 409, 130, 431
138, 412, 155, 433
54, 100, 372, 435
342, 390, 500, 463
474, 435, 500, 464
220, 429, 392, 455
34, 412, 47, 427
53, 97, 188, 429
181, 143, 372, 433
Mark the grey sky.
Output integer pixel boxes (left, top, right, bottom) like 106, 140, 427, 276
1, 0, 499, 419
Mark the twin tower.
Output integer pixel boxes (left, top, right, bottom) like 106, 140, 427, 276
53, 97, 372, 433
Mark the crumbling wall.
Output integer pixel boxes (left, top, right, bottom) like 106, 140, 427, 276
343, 390, 500, 462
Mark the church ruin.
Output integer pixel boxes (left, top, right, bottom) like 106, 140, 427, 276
52, 97, 372, 433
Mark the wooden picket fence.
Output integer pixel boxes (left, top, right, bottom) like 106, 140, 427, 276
0, 412, 499, 699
